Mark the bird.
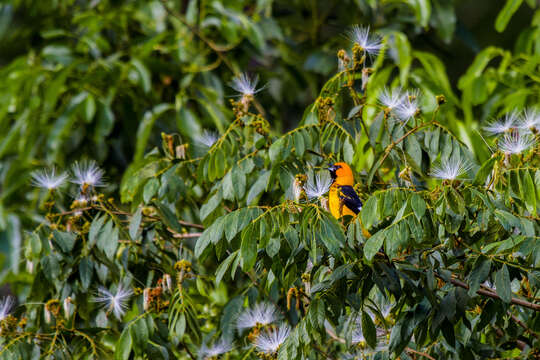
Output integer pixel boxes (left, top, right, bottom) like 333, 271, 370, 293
327, 162, 363, 219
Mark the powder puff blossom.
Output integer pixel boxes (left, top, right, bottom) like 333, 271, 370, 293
347, 25, 383, 58
304, 172, 332, 200
483, 112, 519, 135
254, 324, 290, 354
237, 302, 281, 331
378, 87, 405, 110
230, 73, 263, 97
498, 132, 535, 154
395, 90, 420, 122
199, 338, 233, 359
195, 130, 220, 148
31, 167, 68, 190
430, 157, 473, 181
94, 284, 132, 320
71, 160, 106, 188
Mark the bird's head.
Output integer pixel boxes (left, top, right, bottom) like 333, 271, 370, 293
328, 162, 354, 185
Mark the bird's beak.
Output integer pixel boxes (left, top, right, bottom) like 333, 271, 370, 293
327, 165, 337, 172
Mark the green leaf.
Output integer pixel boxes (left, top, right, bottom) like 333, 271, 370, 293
473, 156, 497, 186
215, 250, 238, 285
143, 178, 160, 203
368, 112, 384, 148
363, 230, 385, 262
247, 171, 270, 204
522, 170, 536, 214
319, 215, 345, 255
294, 131, 305, 156
495, 0, 523, 32
362, 311, 377, 348
155, 202, 182, 233
134, 104, 174, 163
361, 196, 378, 229
41, 255, 61, 282
97, 221, 117, 260
269, 138, 284, 163
129, 207, 142, 240
467, 257, 491, 297
131, 317, 150, 351
200, 192, 222, 221
30, 233, 42, 256
446, 187, 465, 214
495, 264, 512, 303
195, 216, 226, 258
115, 326, 132, 360
222, 170, 234, 201
343, 138, 354, 164
79, 258, 93, 291
406, 0, 432, 27
131, 58, 151, 94
404, 134, 422, 170
241, 223, 258, 271
231, 168, 246, 200
52, 230, 76, 253
410, 194, 426, 221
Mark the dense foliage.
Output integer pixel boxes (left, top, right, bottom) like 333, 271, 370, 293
1, 0, 540, 359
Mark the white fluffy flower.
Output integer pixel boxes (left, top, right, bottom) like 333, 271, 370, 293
430, 157, 473, 181
254, 324, 290, 354
304, 172, 332, 200
237, 302, 281, 331
498, 132, 535, 154
395, 90, 419, 122
95, 284, 132, 320
483, 112, 518, 135
379, 87, 405, 110
230, 73, 263, 96
199, 338, 233, 359
71, 160, 105, 188
31, 167, 68, 190
347, 25, 383, 58
195, 130, 220, 148
0, 296, 14, 321
519, 108, 540, 131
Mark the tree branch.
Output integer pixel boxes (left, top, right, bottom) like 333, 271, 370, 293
178, 220, 204, 229
405, 347, 436, 360
447, 277, 540, 311
172, 232, 202, 239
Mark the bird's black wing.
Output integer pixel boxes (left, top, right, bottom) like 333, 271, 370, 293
338, 185, 363, 214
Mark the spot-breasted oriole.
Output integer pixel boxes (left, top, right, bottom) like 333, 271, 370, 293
328, 162, 363, 219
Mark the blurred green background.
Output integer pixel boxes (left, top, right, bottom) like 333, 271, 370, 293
0, 0, 539, 276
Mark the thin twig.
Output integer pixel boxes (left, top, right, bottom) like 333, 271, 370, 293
172, 232, 202, 239
178, 220, 204, 229
405, 347, 436, 360
312, 344, 336, 360
509, 312, 540, 339
447, 277, 540, 311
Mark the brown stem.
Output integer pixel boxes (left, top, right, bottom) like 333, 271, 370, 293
447, 277, 540, 311
405, 347, 436, 360
494, 326, 527, 351
312, 344, 336, 360
178, 220, 204, 229
172, 232, 202, 239
509, 312, 540, 339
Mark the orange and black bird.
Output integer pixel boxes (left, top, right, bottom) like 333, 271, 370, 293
328, 162, 363, 219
